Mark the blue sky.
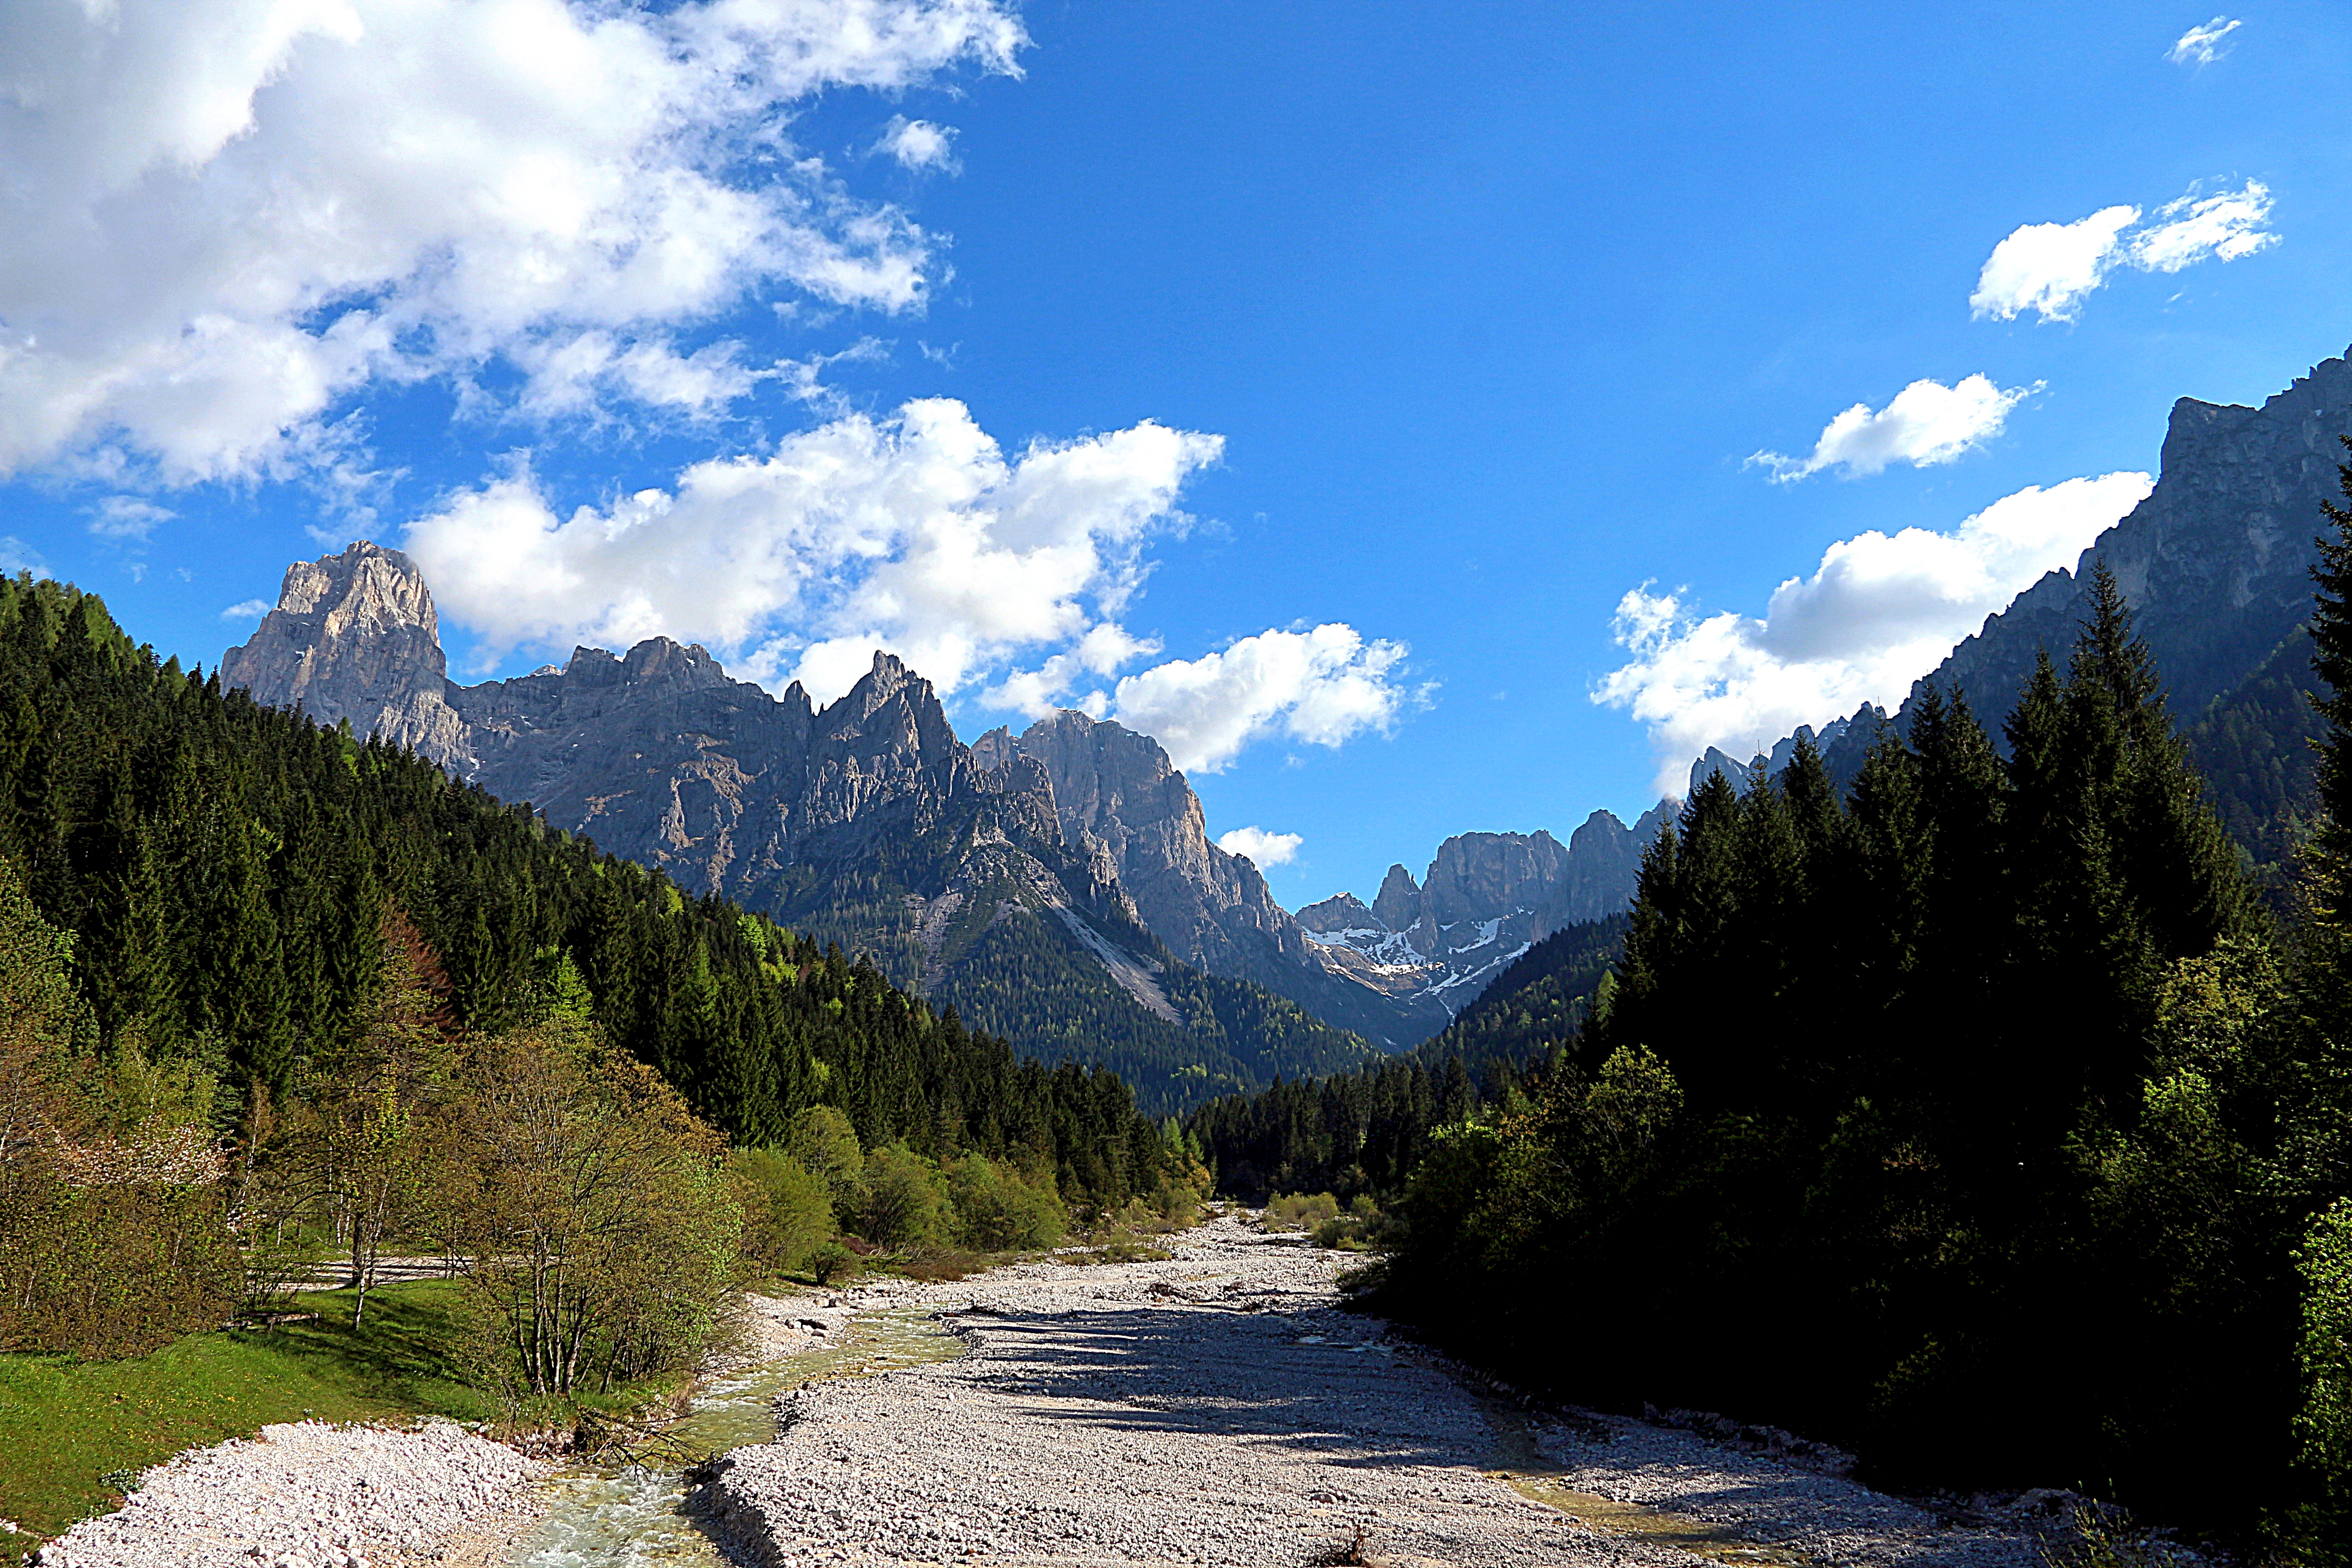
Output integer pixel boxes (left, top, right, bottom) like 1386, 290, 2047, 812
3, 0, 2347, 908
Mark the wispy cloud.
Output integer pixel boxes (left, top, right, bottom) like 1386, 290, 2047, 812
2169, 16, 2241, 66
874, 115, 961, 173
1749, 375, 2037, 483
1971, 180, 2276, 323
87, 495, 176, 540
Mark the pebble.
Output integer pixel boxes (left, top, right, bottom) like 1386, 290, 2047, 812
34, 1419, 546, 1568
699, 1212, 2063, 1568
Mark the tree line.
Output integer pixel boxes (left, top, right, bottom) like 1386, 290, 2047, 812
1184, 915, 1624, 1200
1376, 531, 2352, 1555
0, 571, 1196, 1371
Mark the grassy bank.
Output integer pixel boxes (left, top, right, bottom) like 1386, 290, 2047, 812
0, 1279, 490, 1561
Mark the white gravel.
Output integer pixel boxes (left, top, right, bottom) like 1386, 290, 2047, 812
696, 1214, 2058, 1568
34, 1418, 547, 1568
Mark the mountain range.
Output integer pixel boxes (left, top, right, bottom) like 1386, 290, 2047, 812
218, 547, 1660, 1101
214, 345, 2352, 1107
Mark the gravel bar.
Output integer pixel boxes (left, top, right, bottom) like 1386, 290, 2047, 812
697, 1214, 2053, 1568
34, 1418, 548, 1568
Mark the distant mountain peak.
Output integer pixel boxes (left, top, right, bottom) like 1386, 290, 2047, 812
220, 539, 468, 768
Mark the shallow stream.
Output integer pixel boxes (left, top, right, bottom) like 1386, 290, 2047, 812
505, 1307, 963, 1567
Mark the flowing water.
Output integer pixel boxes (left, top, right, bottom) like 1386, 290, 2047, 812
505, 1307, 964, 1567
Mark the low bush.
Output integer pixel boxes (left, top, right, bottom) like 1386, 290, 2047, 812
1263, 1191, 1340, 1232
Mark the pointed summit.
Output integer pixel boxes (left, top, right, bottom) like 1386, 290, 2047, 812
220, 541, 469, 767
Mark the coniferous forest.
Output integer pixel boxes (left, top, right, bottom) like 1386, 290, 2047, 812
1185, 914, 1626, 1199
1354, 533, 2352, 1548
0, 570, 1188, 1367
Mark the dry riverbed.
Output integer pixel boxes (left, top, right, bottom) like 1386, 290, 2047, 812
37, 1214, 2106, 1568
698, 1214, 2065, 1568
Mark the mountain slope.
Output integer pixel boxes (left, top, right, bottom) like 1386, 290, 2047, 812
982, 710, 1448, 1047
0, 571, 1177, 1204
1294, 809, 1667, 1022
1690, 347, 2352, 878
220, 544, 1372, 1111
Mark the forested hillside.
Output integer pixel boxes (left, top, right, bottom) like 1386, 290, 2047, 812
2189, 622, 2326, 887
1377, 549, 2352, 1552
0, 571, 1175, 1201
1185, 915, 1626, 1200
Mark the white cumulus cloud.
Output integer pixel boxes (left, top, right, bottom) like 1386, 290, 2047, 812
407, 398, 1220, 695
404, 398, 1414, 772
1595, 471, 2155, 795
0, 0, 1026, 484
406, 394, 1221, 690
1103, 625, 1419, 775
2169, 17, 2240, 65
1970, 180, 2276, 323
1217, 826, 1302, 867
876, 115, 960, 172
220, 598, 273, 620
1750, 375, 2037, 483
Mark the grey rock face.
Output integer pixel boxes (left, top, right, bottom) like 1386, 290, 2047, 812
219, 551, 1144, 998
1301, 806, 1670, 1021
1295, 892, 1376, 934
218, 542, 471, 767
1005, 708, 1447, 1048
1922, 348, 2352, 724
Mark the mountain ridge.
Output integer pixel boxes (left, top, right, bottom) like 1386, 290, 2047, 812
220, 544, 1370, 1111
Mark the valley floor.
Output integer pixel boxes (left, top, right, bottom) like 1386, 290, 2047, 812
701, 1215, 2059, 1568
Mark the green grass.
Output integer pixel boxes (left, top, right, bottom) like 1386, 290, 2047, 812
0, 1279, 490, 1561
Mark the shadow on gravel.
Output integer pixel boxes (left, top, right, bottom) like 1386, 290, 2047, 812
974, 1306, 1504, 1470
973, 1305, 2023, 1568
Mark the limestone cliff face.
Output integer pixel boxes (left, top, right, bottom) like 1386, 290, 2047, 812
1300, 806, 1671, 1020
1921, 349, 2352, 722
1000, 710, 1446, 1046
219, 553, 1140, 1000
218, 543, 470, 767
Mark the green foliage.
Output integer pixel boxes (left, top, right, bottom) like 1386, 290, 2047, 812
852, 1144, 951, 1251
943, 1151, 1065, 1250
2290, 1199, 2352, 1561
1375, 574, 2306, 1531
1262, 1191, 1340, 1232
0, 569, 1183, 1221
785, 1103, 866, 1216
0, 869, 235, 1357
1183, 916, 1627, 1202
730, 1148, 836, 1277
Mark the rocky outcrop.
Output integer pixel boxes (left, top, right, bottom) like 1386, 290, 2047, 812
220, 547, 1375, 1102
999, 709, 1447, 1047
1923, 351, 2352, 721
1299, 807, 1671, 1021
218, 542, 470, 766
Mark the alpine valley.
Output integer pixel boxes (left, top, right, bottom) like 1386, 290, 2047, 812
219, 549, 1662, 1106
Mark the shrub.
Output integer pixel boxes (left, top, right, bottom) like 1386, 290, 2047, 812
853, 1144, 950, 1251
731, 1148, 836, 1277
808, 1240, 859, 1285
785, 1105, 864, 1218
1313, 1194, 1383, 1251
945, 1152, 1066, 1251
1263, 1191, 1340, 1232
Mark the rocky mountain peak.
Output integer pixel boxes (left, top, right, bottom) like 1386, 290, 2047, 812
1372, 864, 1422, 931
219, 539, 468, 768
617, 636, 730, 692
1295, 892, 1375, 933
